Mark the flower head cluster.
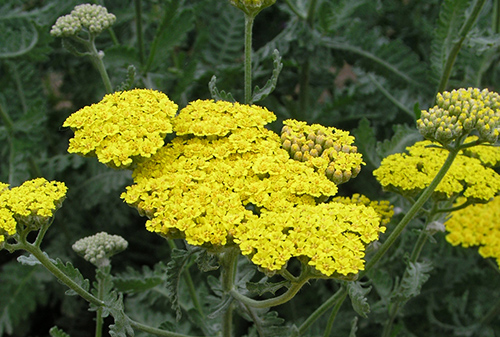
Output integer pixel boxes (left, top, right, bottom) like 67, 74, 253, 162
64, 89, 178, 168
51, 4, 116, 37
121, 99, 384, 277
373, 140, 500, 202
73, 232, 128, 267
332, 194, 394, 226
281, 119, 364, 184
229, 0, 276, 16
417, 88, 500, 145
0, 178, 67, 244
462, 136, 500, 167
445, 197, 500, 268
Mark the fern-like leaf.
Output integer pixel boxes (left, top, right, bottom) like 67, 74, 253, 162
347, 281, 371, 318
429, 0, 472, 87
53, 258, 90, 296
393, 260, 433, 302
209, 75, 236, 102
49, 326, 71, 337
251, 49, 283, 103
0, 261, 49, 336
376, 124, 423, 160
113, 264, 164, 294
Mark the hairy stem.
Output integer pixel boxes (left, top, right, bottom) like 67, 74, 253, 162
87, 36, 113, 93
298, 286, 347, 335
220, 247, 239, 337
244, 13, 255, 104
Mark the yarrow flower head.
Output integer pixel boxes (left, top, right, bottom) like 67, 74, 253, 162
63, 89, 178, 169
281, 119, 364, 184
373, 140, 500, 202
229, 0, 276, 16
122, 99, 385, 277
51, 4, 116, 37
0, 178, 67, 245
72, 232, 128, 268
445, 196, 500, 269
417, 88, 500, 145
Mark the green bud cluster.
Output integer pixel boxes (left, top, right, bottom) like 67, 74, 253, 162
417, 88, 500, 145
51, 4, 116, 38
281, 120, 363, 184
72, 232, 128, 268
229, 0, 276, 16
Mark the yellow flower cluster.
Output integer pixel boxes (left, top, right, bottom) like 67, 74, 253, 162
122, 99, 384, 277
417, 88, 500, 144
373, 140, 500, 202
63, 89, 178, 168
173, 99, 276, 137
445, 197, 500, 268
0, 178, 67, 244
281, 119, 364, 184
462, 136, 500, 167
332, 194, 394, 226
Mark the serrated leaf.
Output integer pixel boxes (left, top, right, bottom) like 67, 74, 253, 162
54, 258, 90, 296
347, 281, 371, 318
107, 293, 135, 337
430, 0, 472, 86
17, 252, 55, 266
91, 266, 115, 316
195, 250, 220, 272
353, 118, 380, 168
246, 280, 290, 296
49, 326, 71, 337
376, 124, 423, 160
0, 261, 48, 335
113, 265, 164, 294
165, 248, 198, 321
209, 75, 236, 102
207, 295, 233, 319
349, 316, 359, 337
394, 260, 433, 301
251, 49, 283, 103
115, 65, 137, 92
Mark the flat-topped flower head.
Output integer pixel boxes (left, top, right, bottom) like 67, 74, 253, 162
281, 119, 364, 184
445, 197, 500, 268
0, 179, 67, 241
63, 89, 178, 169
73, 232, 128, 268
229, 0, 276, 16
123, 100, 383, 278
417, 88, 500, 145
373, 140, 500, 202
51, 4, 116, 37
173, 99, 276, 137
333, 194, 394, 226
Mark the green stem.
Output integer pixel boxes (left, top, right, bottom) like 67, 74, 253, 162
0, 103, 14, 134
360, 147, 460, 278
134, 0, 145, 65
21, 242, 104, 307
129, 318, 204, 337
220, 247, 239, 337
494, 0, 500, 33
244, 13, 255, 104
86, 36, 113, 93
437, 0, 487, 93
298, 286, 347, 335
306, 0, 317, 27
322, 285, 347, 337
95, 268, 107, 337
230, 275, 310, 309
184, 267, 204, 318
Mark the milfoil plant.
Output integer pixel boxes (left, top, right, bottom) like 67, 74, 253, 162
1, 1, 500, 337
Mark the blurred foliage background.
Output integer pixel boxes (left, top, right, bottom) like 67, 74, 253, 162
1, 0, 499, 336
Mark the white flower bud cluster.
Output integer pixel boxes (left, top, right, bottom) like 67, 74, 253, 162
51, 4, 116, 38
72, 232, 128, 267
417, 88, 500, 145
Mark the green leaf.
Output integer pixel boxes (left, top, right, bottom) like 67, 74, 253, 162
394, 260, 433, 301
54, 258, 90, 296
376, 124, 423, 160
0, 17, 38, 58
430, 0, 472, 86
195, 249, 220, 272
113, 265, 164, 294
107, 293, 134, 337
246, 280, 290, 296
165, 247, 198, 321
352, 118, 380, 168
347, 281, 371, 318
251, 49, 283, 103
49, 326, 71, 337
115, 65, 137, 92
0, 261, 49, 336
209, 75, 236, 102
349, 316, 359, 337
